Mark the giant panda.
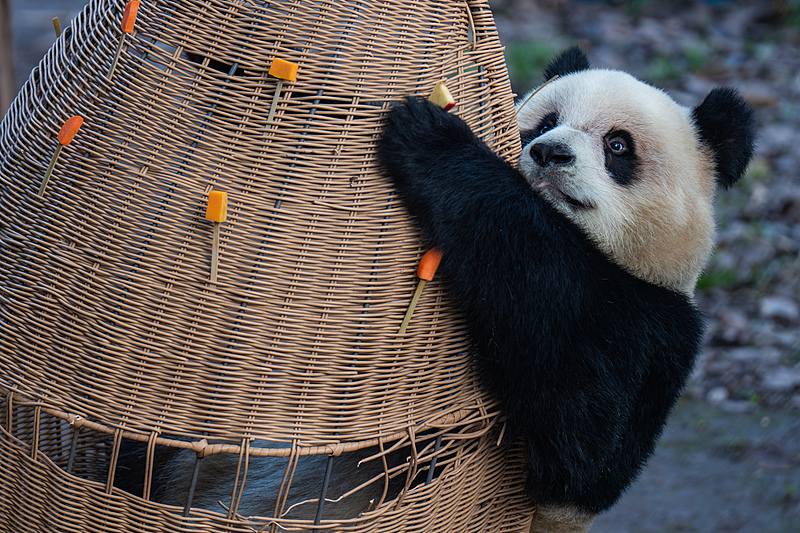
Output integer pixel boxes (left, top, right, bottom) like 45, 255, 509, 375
376, 47, 756, 532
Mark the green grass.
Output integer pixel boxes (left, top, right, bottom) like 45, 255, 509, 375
696, 268, 741, 291
504, 40, 559, 89
781, 0, 800, 26
684, 44, 710, 73
644, 54, 682, 84
743, 157, 772, 184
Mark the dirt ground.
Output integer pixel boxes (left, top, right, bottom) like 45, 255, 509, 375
594, 399, 799, 532
6, 1, 800, 532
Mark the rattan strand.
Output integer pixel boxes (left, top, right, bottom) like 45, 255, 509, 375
0, 0, 532, 531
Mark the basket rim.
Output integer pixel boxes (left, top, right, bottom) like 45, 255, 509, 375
5, 389, 501, 458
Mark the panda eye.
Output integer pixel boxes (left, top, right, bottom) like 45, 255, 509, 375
604, 132, 633, 156
609, 138, 626, 154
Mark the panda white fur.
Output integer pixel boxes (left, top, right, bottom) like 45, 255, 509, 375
377, 47, 755, 531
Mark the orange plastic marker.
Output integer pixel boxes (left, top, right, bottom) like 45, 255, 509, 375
428, 81, 455, 111
53, 17, 62, 37
58, 116, 83, 145
39, 116, 83, 196
398, 248, 443, 335
269, 58, 299, 82
107, 1, 140, 79
266, 58, 299, 125
205, 190, 228, 283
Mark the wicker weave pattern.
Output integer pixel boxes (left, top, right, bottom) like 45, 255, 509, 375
0, 0, 529, 530
1, 398, 533, 532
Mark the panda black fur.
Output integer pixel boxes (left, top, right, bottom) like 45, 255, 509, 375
377, 47, 755, 524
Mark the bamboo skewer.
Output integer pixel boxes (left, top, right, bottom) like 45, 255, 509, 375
39, 116, 83, 196
107, 1, 140, 80
266, 58, 299, 125
398, 248, 443, 335
205, 190, 228, 283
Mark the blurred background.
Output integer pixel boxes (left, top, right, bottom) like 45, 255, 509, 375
1, 1, 799, 531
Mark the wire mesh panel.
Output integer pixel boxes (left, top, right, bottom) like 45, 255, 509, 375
0, 0, 530, 531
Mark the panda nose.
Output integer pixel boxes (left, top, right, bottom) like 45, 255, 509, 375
530, 142, 574, 168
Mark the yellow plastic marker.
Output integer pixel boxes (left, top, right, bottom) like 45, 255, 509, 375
39, 116, 83, 196
398, 248, 443, 335
53, 17, 62, 37
428, 81, 455, 111
205, 190, 228, 283
266, 58, 299, 124
107, 1, 140, 79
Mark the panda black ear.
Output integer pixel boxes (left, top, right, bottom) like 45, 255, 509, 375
691, 87, 756, 189
543, 46, 590, 80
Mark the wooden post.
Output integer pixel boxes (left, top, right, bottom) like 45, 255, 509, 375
0, 0, 15, 115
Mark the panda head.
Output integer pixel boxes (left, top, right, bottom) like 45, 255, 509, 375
515, 47, 756, 297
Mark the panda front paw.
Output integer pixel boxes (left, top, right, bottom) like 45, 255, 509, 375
377, 96, 476, 188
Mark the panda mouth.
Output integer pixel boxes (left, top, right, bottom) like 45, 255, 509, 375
535, 180, 592, 210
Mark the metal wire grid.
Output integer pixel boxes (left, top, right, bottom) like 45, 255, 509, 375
0, 0, 529, 531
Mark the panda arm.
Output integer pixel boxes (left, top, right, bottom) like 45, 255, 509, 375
378, 97, 625, 474
378, 97, 553, 248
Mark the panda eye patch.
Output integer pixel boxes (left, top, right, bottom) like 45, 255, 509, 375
535, 112, 559, 137
519, 112, 559, 146
603, 130, 638, 186
519, 129, 539, 147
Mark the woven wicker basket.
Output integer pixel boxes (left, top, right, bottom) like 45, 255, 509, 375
0, 0, 531, 531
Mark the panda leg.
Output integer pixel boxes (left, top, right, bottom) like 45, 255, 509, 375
529, 504, 595, 533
